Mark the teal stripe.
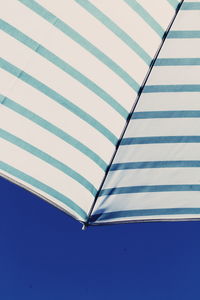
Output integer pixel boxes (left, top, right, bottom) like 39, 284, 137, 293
75, 0, 151, 64
155, 58, 200, 66
0, 94, 5, 103
124, 0, 164, 37
168, 30, 200, 38
110, 160, 200, 171
0, 20, 128, 119
90, 208, 200, 222
182, 2, 200, 10
1, 129, 97, 197
143, 85, 200, 93
2, 96, 107, 171
0, 162, 87, 220
0, 58, 117, 146
16, 1, 139, 91
132, 110, 200, 119
121, 136, 200, 145
100, 184, 200, 196
167, 0, 180, 9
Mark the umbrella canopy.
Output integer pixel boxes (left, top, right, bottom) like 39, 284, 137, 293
1, 0, 199, 227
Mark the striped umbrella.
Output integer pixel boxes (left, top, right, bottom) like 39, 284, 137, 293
1, 0, 200, 228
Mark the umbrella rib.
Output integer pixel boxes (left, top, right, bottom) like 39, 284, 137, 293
86, 0, 185, 226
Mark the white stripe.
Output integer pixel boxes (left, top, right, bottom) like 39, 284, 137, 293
114, 143, 200, 164
160, 39, 200, 58
0, 0, 48, 39
135, 93, 200, 112
105, 168, 200, 188
96, 191, 200, 214
150, 66, 200, 85
176, 11, 200, 30
125, 118, 200, 137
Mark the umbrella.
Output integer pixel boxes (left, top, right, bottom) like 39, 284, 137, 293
1, 0, 200, 228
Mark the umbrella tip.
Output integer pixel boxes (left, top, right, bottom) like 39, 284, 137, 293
82, 223, 87, 231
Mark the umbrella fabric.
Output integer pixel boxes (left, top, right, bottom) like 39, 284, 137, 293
1, 0, 185, 224
91, 1, 200, 224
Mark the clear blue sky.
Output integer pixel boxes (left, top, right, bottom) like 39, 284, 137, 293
1, 176, 200, 300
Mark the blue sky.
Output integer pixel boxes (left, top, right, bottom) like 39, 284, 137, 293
1, 176, 200, 300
